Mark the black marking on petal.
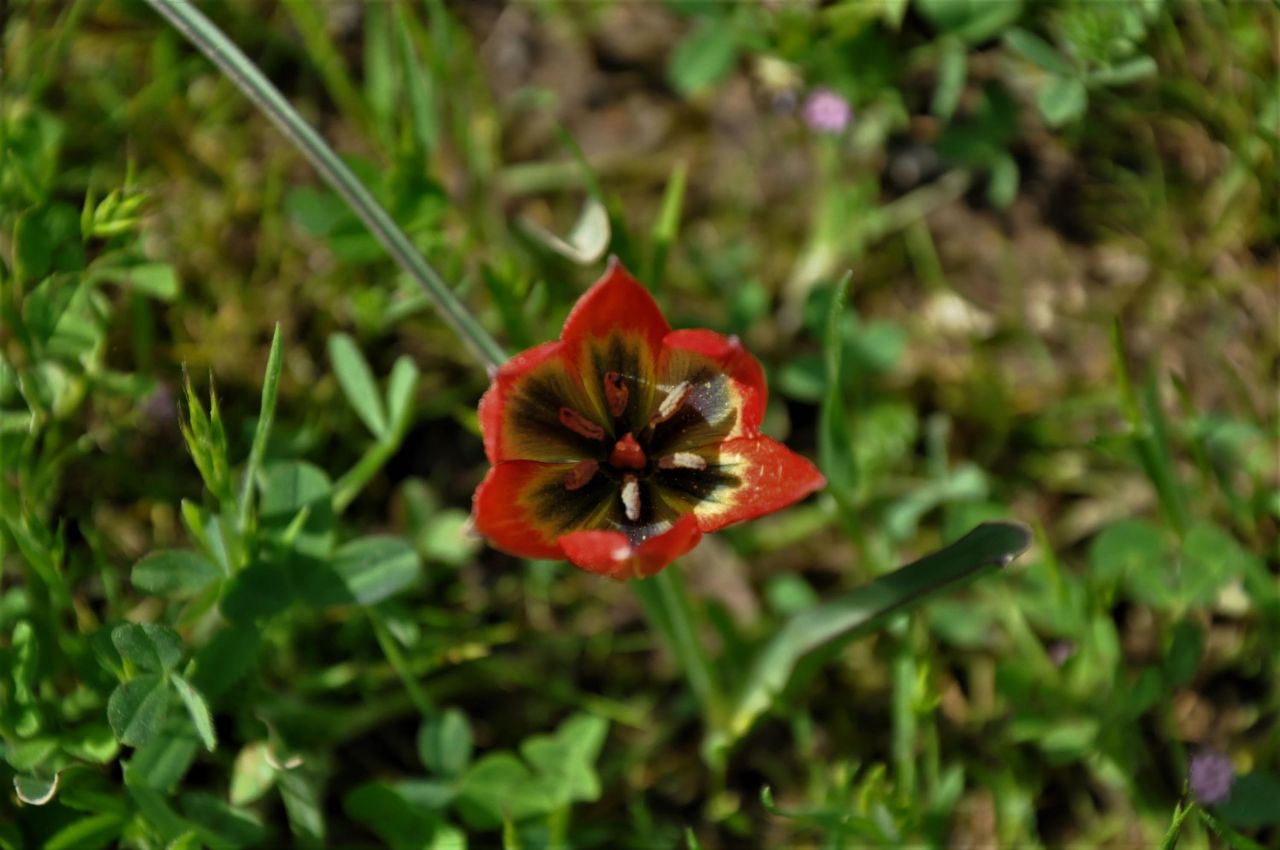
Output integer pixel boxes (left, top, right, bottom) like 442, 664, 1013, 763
507, 368, 608, 460
653, 464, 741, 505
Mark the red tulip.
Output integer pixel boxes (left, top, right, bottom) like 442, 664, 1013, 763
472, 259, 825, 580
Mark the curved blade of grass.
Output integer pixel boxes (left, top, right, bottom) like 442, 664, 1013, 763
711, 521, 1031, 755
142, 0, 506, 371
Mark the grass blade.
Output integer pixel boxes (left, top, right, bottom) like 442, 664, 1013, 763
238, 322, 283, 535
713, 521, 1031, 754
142, 0, 506, 370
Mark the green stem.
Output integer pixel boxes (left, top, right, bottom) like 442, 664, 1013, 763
1158, 798, 1194, 850
369, 610, 432, 717
633, 568, 726, 732
331, 434, 403, 514
142, 0, 507, 371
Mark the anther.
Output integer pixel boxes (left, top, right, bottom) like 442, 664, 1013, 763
603, 371, 629, 418
559, 407, 604, 440
658, 452, 707, 470
650, 381, 692, 425
621, 474, 641, 521
563, 460, 599, 491
609, 433, 647, 469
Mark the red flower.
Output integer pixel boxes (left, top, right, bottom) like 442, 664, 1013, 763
472, 259, 826, 580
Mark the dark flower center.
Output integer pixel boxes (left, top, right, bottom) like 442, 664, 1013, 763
555, 373, 711, 519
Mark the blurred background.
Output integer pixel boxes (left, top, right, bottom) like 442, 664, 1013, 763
2, 1, 1277, 847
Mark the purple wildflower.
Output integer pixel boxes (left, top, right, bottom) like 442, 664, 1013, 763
1188, 750, 1234, 805
803, 87, 852, 134
1046, 639, 1075, 667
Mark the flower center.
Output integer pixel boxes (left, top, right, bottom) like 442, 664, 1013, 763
609, 433, 646, 469
555, 375, 706, 523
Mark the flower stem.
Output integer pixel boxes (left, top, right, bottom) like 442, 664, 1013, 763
142, 0, 507, 372
369, 610, 432, 718
634, 568, 726, 734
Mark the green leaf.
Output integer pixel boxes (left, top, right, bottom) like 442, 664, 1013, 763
258, 461, 335, 558
818, 272, 857, 517
520, 713, 608, 806
417, 709, 473, 776
1003, 27, 1073, 75
344, 782, 441, 849
327, 536, 423, 607
278, 767, 327, 847
647, 160, 687, 284
221, 561, 294, 623
112, 623, 183, 674
384, 356, 419, 437
5, 737, 59, 772
61, 723, 120, 764
108, 674, 172, 747
13, 772, 60, 805
1088, 55, 1158, 87
667, 18, 738, 96
1217, 771, 1280, 828
230, 743, 278, 806
180, 792, 267, 849
714, 522, 1030, 754
171, 674, 217, 752
1036, 74, 1088, 127
132, 549, 223, 598
458, 754, 558, 827
88, 262, 180, 301
127, 729, 200, 793
238, 322, 285, 531
1089, 519, 1167, 589
328, 332, 389, 440
1164, 620, 1204, 687
931, 36, 968, 120
45, 814, 126, 850
14, 202, 85, 281
915, 0, 1023, 43
191, 625, 261, 698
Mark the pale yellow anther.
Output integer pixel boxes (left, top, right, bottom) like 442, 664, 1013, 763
651, 381, 692, 425
658, 452, 707, 470
621, 474, 641, 522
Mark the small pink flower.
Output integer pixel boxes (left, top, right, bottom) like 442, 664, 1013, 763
1189, 750, 1234, 805
803, 87, 852, 134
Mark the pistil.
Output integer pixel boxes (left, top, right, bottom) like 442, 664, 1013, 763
609, 433, 647, 469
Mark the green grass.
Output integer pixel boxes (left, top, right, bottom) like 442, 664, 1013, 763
2, 1, 1277, 848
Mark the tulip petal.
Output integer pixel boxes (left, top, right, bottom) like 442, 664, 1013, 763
561, 258, 671, 362
561, 514, 702, 580
472, 460, 614, 559
659, 437, 825, 533
661, 329, 767, 434
479, 341, 610, 463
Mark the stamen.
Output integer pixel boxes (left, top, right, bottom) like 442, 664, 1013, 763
650, 381, 692, 425
603, 371, 629, 418
563, 460, 599, 491
559, 407, 604, 440
621, 475, 641, 521
658, 452, 707, 470
609, 433, 647, 469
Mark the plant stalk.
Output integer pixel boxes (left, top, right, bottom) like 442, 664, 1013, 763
143, 0, 507, 371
